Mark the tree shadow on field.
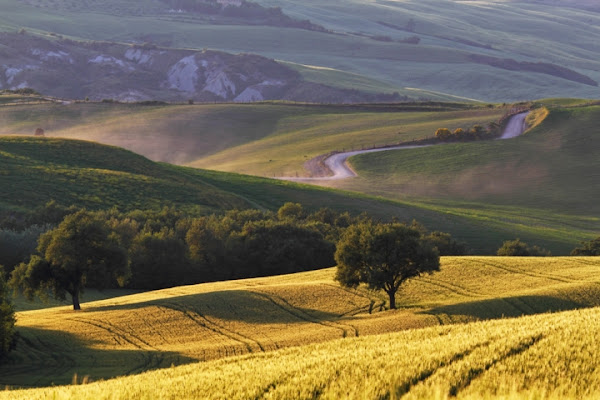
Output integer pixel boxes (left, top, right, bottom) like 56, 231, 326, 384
85, 289, 346, 325
425, 294, 587, 321
0, 326, 196, 389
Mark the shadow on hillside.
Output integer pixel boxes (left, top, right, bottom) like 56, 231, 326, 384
84, 289, 346, 324
426, 294, 587, 321
0, 326, 196, 389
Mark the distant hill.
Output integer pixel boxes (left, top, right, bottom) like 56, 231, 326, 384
0, 33, 407, 103
1, 0, 599, 101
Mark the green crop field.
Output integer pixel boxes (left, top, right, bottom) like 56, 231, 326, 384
1, 256, 599, 397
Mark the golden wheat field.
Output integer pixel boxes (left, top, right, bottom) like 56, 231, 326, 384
1, 256, 599, 398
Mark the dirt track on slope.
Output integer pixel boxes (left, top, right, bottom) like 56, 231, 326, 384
282, 112, 530, 182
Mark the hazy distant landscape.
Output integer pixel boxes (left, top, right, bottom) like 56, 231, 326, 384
0, 1, 599, 399
1, 0, 599, 101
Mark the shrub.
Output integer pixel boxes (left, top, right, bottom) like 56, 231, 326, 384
497, 239, 551, 256
571, 237, 600, 256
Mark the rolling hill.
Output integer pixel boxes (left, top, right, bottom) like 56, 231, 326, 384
1, 0, 599, 101
0, 133, 575, 254
1, 97, 598, 254
0, 96, 502, 170
336, 103, 600, 214
1, 256, 599, 396
0, 32, 413, 103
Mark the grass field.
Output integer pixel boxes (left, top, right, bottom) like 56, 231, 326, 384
2, 135, 593, 255
0, 100, 504, 175
1, 256, 599, 397
190, 107, 506, 177
2, 100, 598, 254
1, 0, 599, 101
339, 105, 600, 214
4, 308, 600, 399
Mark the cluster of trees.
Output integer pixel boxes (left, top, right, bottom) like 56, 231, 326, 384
9, 204, 339, 309
5, 201, 467, 312
434, 123, 501, 142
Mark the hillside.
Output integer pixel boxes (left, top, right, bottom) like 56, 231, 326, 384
0, 33, 410, 103
4, 307, 600, 399
0, 98, 502, 168
1, 0, 599, 101
338, 104, 600, 213
1, 256, 599, 393
1, 100, 597, 254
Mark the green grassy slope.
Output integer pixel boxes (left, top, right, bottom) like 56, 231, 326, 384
4, 134, 565, 254
1, 101, 596, 254
1, 0, 599, 101
343, 105, 600, 214
1, 257, 599, 392
0, 100, 501, 171
191, 107, 505, 177
0, 135, 543, 252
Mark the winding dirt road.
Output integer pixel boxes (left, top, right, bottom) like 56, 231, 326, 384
284, 112, 529, 182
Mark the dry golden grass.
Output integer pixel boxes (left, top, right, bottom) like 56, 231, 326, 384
3, 305, 600, 399
1, 256, 599, 391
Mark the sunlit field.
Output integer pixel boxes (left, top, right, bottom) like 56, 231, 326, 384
1, 256, 598, 393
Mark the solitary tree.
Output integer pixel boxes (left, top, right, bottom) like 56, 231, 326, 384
335, 222, 439, 309
10, 210, 129, 310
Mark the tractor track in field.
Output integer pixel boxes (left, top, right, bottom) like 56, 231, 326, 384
251, 291, 359, 338
418, 277, 485, 298
163, 301, 267, 356
478, 259, 578, 284
69, 317, 165, 374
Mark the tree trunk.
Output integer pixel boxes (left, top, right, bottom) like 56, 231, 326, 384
72, 292, 81, 310
387, 289, 396, 310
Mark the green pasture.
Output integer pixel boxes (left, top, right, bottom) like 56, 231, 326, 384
343, 105, 600, 214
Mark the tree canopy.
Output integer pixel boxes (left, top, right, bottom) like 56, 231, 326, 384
10, 210, 129, 310
496, 239, 551, 257
570, 237, 600, 256
335, 222, 439, 309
